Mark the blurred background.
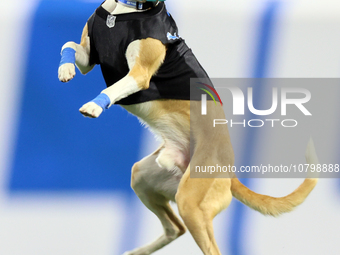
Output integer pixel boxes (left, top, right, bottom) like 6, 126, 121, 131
0, 0, 339, 254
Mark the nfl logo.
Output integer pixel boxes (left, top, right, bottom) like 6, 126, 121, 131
106, 14, 116, 28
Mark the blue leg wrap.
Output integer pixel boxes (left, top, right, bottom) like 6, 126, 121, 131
91, 93, 111, 110
59, 48, 76, 66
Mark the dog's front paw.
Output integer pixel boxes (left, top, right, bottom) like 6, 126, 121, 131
58, 63, 76, 82
79, 102, 103, 118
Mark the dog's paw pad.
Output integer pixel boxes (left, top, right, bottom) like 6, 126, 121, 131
79, 102, 103, 118
58, 63, 76, 82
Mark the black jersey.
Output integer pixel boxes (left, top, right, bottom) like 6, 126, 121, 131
88, 2, 210, 105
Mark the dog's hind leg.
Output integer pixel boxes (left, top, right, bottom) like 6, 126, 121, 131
123, 147, 186, 255
176, 166, 232, 255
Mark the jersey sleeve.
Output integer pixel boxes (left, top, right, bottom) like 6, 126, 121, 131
87, 13, 99, 66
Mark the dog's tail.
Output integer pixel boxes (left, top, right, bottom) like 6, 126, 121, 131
231, 138, 319, 217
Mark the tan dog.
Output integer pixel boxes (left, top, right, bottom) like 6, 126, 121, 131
58, 1, 319, 254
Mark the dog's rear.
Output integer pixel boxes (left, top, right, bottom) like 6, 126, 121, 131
58, 1, 318, 254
